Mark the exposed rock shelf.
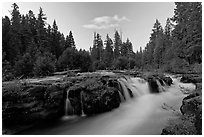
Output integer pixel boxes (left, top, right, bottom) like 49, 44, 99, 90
2, 71, 173, 134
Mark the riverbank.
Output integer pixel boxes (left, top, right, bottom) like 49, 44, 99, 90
161, 73, 202, 135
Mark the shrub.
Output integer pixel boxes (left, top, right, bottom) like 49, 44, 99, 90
14, 53, 34, 77
33, 52, 56, 76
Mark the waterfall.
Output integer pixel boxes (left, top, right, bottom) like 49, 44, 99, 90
65, 90, 74, 116
117, 77, 151, 101
118, 91, 125, 102
130, 78, 150, 95
80, 92, 86, 117
118, 79, 132, 101
156, 80, 165, 92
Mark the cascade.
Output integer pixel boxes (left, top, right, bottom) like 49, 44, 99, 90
156, 80, 165, 92
65, 90, 74, 116
117, 77, 151, 101
80, 92, 86, 117
118, 79, 132, 101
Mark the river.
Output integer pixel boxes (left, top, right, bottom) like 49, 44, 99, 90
19, 75, 195, 135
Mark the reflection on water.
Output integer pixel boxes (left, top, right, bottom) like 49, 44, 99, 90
19, 76, 196, 135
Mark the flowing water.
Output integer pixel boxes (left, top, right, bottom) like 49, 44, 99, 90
65, 90, 74, 115
19, 75, 196, 135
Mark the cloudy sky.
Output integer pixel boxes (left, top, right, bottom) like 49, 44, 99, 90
2, 2, 175, 52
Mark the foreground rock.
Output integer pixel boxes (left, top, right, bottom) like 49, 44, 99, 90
67, 75, 121, 115
2, 80, 71, 134
2, 73, 121, 134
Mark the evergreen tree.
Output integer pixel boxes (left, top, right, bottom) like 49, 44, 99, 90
104, 34, 113, 68
37, 7, 47, 52
51, 20, 61, 59
113, 31, 122, 59
146, 19, 163, 67
9, 3, 22, 65
2, 16, 11, 62
27, 10, 37, 42
172, 2, 202, 64
65, 31, 76, 49
20, 14, 32, 55
121, 38, 133, 57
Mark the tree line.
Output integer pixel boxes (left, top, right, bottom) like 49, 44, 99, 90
90, 2, 202, 72
2, 3, 92, 81
2, 2, 202, 81
141, 2, 202, 72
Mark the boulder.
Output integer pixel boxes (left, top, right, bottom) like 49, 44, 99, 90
2, 83, 67, 127
147, 76, 160, 93
180, 74, 202, 84
161, 128, 175, 135
180, 95, 201, 115
162, 76, 173, 86
83, 87, 120, 115
67, 77, 121, 115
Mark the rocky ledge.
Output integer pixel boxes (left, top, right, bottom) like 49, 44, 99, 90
2, 71, 173, 134
2, 73, 121, 134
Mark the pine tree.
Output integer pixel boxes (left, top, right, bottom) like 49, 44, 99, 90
104, 34, 113, 68
20, 14, 32, 55
51, 20, 61, 59
9, 3, 22, 65
172, 2, 202, 64
2, 16, 11, 62
113, 31, 122, 59
65, 31, 76, 49
37, 7, 47, 52
27, 10, 37, 40
146, 19, 163, 67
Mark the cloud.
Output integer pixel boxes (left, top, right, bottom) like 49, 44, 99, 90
83, 15, 130, 29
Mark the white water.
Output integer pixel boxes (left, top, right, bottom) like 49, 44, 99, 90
21, 76, 196, 135
65, 90, 73, 116
80, 92, 85, 117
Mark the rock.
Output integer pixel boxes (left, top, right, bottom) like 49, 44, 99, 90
68, 84, 85, 115
44, 85, 65, 116
180, 74, 202, 84
67, 77, 121, 115
162, 76, 173, 86
180, 90, 202, 115
83, 87, 120, 115
146, 73, 173, 93
147, 76, 160, 93
161, 128, 175, 135
100, 75, 110, 85
2, 82, 67, 128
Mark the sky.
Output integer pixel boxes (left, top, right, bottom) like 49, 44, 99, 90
2, 2, 176, 52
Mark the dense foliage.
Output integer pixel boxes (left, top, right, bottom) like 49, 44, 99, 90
2, 3, 92, 81
2, 2, 202, 81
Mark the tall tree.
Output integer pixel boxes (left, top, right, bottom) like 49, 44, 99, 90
104, 34, 113, 68
2, 16, 11, 62
51, 20, 61, 59
113, 30, 122, 59
172, 2, 202, 64
37, 7, 47, 52
145, 19, 163, 67
121, 38, 133, 57
65, 31, 76, 49
9, 3, 22, 64
20, 14, 32, 54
